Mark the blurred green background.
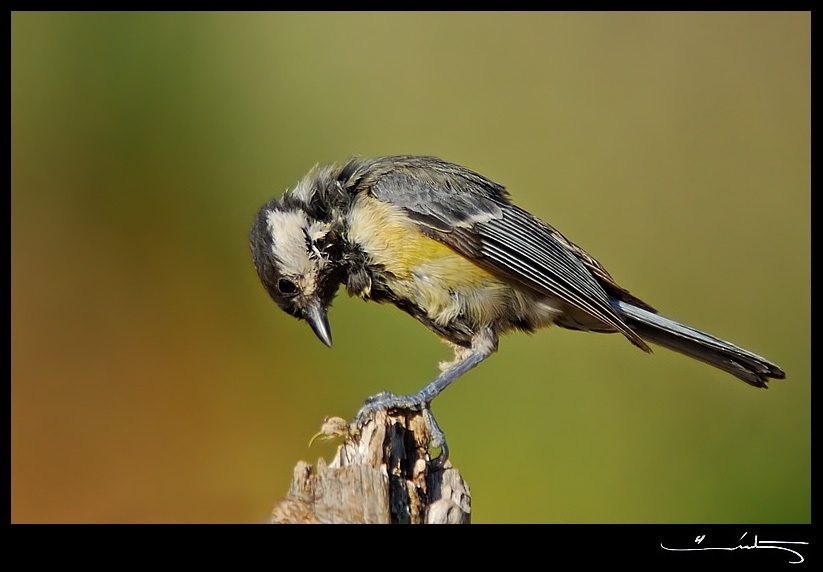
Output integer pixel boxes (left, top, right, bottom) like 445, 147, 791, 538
11, 12, 809, 523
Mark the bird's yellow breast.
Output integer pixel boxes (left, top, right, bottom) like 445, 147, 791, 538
346, 194, 562, 330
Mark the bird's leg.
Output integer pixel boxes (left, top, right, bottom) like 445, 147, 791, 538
354, 330, 497, 464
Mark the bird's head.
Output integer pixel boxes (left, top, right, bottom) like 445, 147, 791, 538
250, 197, 345, 347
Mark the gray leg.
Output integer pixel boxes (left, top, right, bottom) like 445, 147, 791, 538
354, 329, 497, 464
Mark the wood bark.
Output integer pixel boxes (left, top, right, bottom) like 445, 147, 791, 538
271, 409, 471, 524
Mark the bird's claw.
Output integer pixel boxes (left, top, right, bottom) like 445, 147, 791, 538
354, 391, 449, 467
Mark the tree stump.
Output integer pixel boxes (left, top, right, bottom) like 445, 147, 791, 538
270, 409, 471, 524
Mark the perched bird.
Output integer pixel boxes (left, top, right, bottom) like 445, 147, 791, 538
250, 156, 785, 453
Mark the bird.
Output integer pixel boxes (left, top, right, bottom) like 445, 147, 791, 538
250, 155, 785, 456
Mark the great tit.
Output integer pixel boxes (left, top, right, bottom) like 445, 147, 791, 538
250, 155, 785, 450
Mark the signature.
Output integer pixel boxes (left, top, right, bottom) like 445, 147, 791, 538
661, 532, 808, 564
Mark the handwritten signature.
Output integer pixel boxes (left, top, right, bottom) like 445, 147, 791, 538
661, 532, 808, 564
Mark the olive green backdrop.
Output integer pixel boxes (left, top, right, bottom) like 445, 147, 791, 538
11, 12, 809, 523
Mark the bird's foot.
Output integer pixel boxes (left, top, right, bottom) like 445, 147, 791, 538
354, 391, 449, 467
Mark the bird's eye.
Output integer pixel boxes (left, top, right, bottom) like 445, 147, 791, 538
278, 279, 298, 295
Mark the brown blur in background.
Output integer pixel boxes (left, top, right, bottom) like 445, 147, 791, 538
11, 12, 809, 523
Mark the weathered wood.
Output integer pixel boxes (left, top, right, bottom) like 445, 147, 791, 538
271, 409, 471, 524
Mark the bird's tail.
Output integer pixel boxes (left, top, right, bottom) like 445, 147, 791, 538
611, 299, 785, 388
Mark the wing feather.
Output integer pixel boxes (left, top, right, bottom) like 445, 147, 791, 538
367, 158, 650, 350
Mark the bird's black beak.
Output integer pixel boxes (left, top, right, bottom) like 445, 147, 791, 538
305, 299, 332, 348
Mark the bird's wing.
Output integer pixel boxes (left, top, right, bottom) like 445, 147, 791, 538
368, 158, 651, 351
